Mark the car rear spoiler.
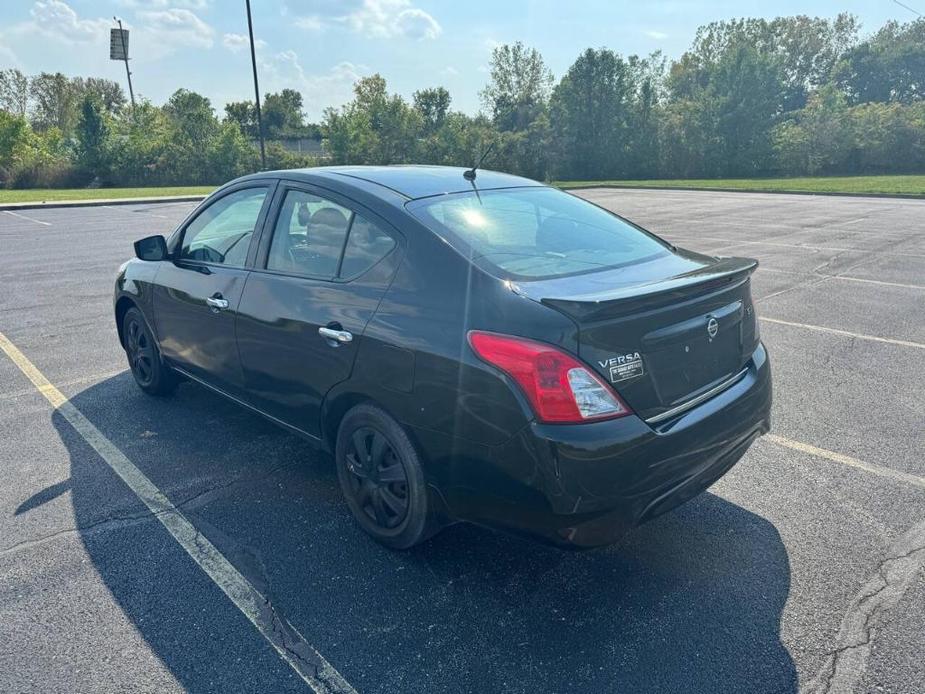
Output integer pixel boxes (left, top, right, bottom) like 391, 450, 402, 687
535, 257, 759, 322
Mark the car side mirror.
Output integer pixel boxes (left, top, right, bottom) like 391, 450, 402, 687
134, 235, 169, 261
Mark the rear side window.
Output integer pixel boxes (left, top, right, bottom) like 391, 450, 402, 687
268, 190, 353, 279
407, 187, 670, 280
181, 187, 268, 266
340, 216, 396, 279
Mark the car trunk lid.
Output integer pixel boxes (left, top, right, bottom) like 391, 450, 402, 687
513, 251, 760, 423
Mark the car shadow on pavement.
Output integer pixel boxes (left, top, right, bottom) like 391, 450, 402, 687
55, 373, 797, 694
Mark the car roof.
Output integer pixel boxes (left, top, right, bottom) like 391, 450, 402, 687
252, 165, 545, 201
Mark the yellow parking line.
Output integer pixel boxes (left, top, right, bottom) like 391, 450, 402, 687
759, 317, 925, 350
0, 330, 356, 694
765, 434, 925, 491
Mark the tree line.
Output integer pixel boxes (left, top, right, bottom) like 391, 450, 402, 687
1, 13, 923, 189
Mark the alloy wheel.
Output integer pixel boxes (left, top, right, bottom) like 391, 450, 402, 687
126, 317, 155, 386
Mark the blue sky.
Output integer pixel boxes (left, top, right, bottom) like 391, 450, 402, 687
0, 1, 916, 121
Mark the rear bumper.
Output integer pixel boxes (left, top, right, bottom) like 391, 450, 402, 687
422, 343, 772, 548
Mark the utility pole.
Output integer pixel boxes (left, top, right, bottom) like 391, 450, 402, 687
245, 0, 266, 170
111, 18, 135, 109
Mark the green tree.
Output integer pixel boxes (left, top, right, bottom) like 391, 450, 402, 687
480, 42, 553, 131
263, 88, 305, 136
0, 69, 29, 117
0, 110, 32, 176
413, 87, 451, 133
107, 100, 171, 186
224, 100, 257, 137
73, 77, 126, 115
323, 75, 422, 164
416, 111, 494, 167
549, 48, 635, 179
833, 19, 925, 105
710, 44, 785, 176
29, 72, 79, 133
772, 86, 852, 174
75, 95, 111, 182
161, 89, 223, 183
671, 15, 858, 111
848, 101, 925, 173
0, 110, 74, 188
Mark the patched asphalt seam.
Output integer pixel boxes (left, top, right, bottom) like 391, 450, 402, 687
802, 518, 925, 694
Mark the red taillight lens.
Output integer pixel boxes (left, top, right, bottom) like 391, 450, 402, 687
468, 331, 632, 424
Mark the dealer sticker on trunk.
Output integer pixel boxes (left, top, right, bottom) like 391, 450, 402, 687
599, 352, 645, 384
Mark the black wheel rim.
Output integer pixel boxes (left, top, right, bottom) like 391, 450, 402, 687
344, 427, 409, 530
126, 317, 155, 386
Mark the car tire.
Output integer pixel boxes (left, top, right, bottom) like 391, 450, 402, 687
123, 307, 177, 396
336, 403, 439, 549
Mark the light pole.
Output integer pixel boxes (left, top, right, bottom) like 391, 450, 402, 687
245, 0, 267, 170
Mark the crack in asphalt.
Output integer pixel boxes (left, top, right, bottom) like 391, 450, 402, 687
802, 518, 925, 694
0, 461, 299, 558
0, 509, 161, 557
756, 245, 880, 304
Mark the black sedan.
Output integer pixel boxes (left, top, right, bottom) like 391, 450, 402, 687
115, 165, 771, 549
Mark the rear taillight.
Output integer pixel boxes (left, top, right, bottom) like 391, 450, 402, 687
468, 331, 632, 424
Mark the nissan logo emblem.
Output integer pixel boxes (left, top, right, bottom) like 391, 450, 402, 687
707, 317, 719, 339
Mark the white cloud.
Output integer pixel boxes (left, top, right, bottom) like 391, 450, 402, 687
137, 8, 214, 50
25, 0, 110, 44
0, 43, 19, 67
391, 7, 441, 40
117, 0, 210, 8
295, 16, 324, 32
222, 32, 266, 53
441, 66, 458, 76
645, 30, 668, 40
259, 49, 368, 120
295, 0, 442, 40
3, 2, 215, 63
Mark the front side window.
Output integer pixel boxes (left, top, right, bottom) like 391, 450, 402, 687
267, 190, 353, 279
407, 187, 671, 280
266, 189, 396, 280
180, 187, 268, 266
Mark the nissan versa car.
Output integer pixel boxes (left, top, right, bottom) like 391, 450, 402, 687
115, 166, 772, 549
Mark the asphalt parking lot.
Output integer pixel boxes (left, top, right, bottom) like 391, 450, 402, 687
1, 188, 924, 694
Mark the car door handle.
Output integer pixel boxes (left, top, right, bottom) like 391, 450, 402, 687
206, 296, 229, 310
318, 327, 353, 344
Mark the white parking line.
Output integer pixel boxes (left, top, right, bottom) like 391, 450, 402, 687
0, 330, 356, 694
672, 236, 925, 260
764, 436, 925, 693
759, 317, 925, 350
3, 210, 51, 226
826, 275, 925, 291
765, 434, 925, 491
757, 268, 925, 292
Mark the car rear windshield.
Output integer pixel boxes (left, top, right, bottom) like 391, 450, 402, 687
406, 187, 671, 280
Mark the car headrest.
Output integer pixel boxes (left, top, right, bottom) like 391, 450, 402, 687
310, 207, 348, 229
